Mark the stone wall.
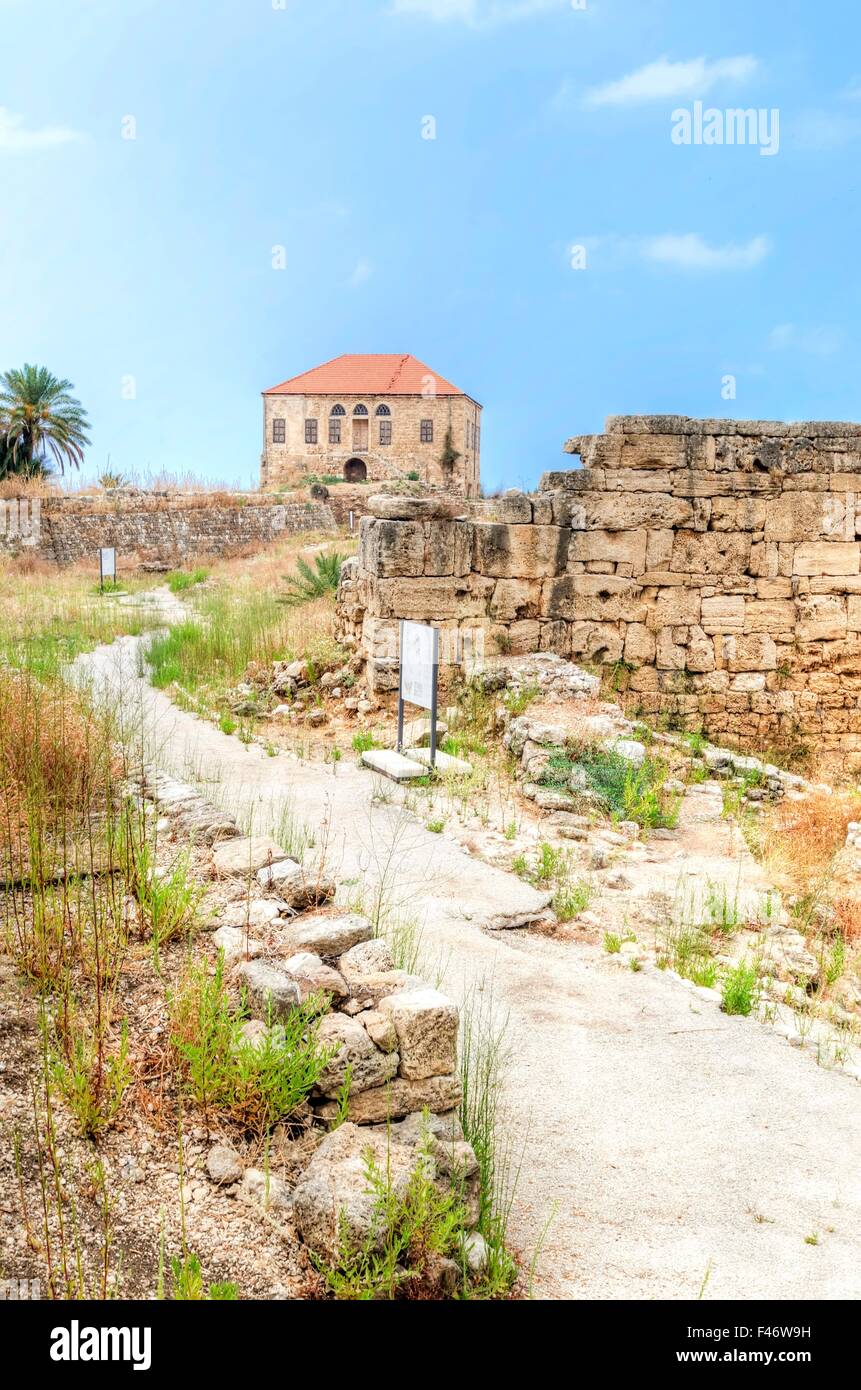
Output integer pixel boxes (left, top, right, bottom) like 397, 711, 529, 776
0, 493, 336, 567
336, 415, 861, 768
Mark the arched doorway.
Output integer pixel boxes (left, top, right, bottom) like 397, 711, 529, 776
344, 458, 367, 482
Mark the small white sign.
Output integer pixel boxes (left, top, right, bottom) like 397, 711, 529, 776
99, 547, 116, 580
400, 620, 437, 712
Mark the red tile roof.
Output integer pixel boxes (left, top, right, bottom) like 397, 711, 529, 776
263, 354, 476, 400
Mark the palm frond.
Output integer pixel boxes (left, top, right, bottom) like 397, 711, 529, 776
279, 552, 344, 606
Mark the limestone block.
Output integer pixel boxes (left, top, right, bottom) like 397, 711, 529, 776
543, 574, 646, 624
506, 618, 542, 652
765, 493, 830, 542
656, 628, 687, 670
360, 520, 425, 577
366, 496, 466, 521
710, 498, 766, 532
756, 577, 793, 599
602, 468, 675, 492
623, 623, 656, 664
848, 595, 861, 631
472, 523, 567, 578
277, 914, 373, 958
793, 542, 860, 576
473, 492, 533, 523
568, 622, 624, 664
701, 595, 745, 634
723, 633, 777, 672
573, 493, 694, 531
618, 436, 690, 468
670, 531, 751, 575
489, 578, 542, 622
291, 1124, 425, 1259
423, 520, 472, 577
646, 529, 674, 570
686, 626, 716, 673
371, 575, 491, 621
314, 1075, 462, 1125
644, 588, 701, 631
378, 988, 459, 1080
743, 599, 796, 635
314, 1013, 400, 1097
568, 528, 648, 572
235, 960, 301, 1020
282, 951, 348, 1003
796, 595, 848, 642
213, 837, 293, 878
750, 542, 780, 579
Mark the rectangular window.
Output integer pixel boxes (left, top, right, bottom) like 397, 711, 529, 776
329, 418, 341, 444
272, 417, 286, 444
305, 418, 318, 444
476, 425, 480, 453
420, 419, 433, 443
379, 419, 392, 445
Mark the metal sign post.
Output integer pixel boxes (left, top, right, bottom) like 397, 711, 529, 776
99, 547, 117, 592
396, 619, 440, 768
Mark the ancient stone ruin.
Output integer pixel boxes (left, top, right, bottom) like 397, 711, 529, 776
336, 415, 861, 770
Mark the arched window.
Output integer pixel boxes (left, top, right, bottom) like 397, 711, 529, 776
375, 403, 390, 416
353, 403, 368, 416
330, 403, 345, 416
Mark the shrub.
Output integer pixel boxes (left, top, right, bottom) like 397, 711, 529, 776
721, 959, 760, 1016
169, 954, 331, 1139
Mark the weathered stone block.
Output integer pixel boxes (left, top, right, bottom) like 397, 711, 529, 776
213, 837, 293, 878
360, 520, 425, 577
314, 1014, 399, 1097
670, 531, 751, 575
378, 988, 459, 1080
793, 542, 860, 576
569, 528, 647, 572
472, 523, 568, 578
644, 588, 701, 631
796, 595, 847, 642
489, 578, 542, 622
723, 633, 777, 672
543, 574, 646, 623
743, 599, 796, 635
701, 595, 745, 633
571, 493, 694, 531
623, 623, 656, 664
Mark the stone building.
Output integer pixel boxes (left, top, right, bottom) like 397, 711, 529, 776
260, 354, 481, 495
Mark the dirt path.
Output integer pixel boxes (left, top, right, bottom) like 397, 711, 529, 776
74, 627, 861, 1301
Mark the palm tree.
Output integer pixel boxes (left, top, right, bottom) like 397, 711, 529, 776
0, 364, 90, 475
280, 552, 344, 606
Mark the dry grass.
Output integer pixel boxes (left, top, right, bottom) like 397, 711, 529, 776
757, 791, 860, 893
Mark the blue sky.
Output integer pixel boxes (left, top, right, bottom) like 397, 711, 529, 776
2, 0, 859, 490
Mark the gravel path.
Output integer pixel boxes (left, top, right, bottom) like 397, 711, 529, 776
74, 625, 861, 1301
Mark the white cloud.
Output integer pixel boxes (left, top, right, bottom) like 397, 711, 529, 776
769, 323, 843, 356
583, 54, 758, 108
390, 0, 567, 26
349, 258, 373, 287
642, 233, 770, 272
571, 232, 771, 273
0, 106, 82, 151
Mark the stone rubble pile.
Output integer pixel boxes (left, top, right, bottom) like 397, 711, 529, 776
134, 769, 478, 1270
